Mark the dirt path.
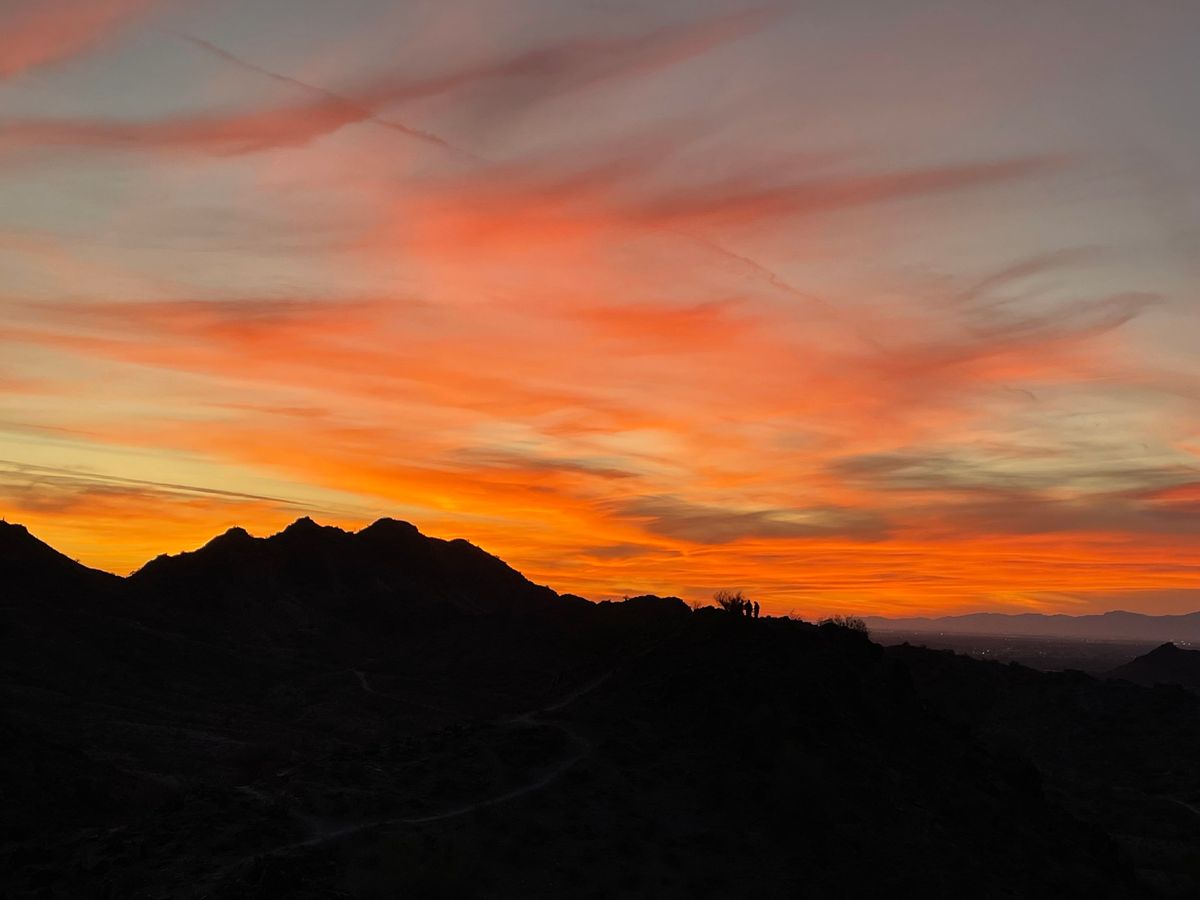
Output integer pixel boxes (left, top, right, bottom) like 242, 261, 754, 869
349, 668, 456, 716
1168, 797, 1200, 819
215, 687, 592, 880
268, 725, 591, 856
212, 627, 684, 885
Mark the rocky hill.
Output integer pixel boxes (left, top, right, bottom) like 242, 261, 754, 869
2, 520, 1197, 897
1109, 642, 1200, 692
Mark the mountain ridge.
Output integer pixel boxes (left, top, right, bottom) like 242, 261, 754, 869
0, 518, 122, 602
865, 609, 1200, 643
1108, 641, 1200, 691
7, 518, 1199, 630
4, 515, 1200, 896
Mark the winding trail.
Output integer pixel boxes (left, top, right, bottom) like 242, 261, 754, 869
212, 628, 684, 884
1168, 797, 1200, 820
350, 668, 456, 717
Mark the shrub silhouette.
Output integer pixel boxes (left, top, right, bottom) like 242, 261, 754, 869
819, 614, 868, 634
713, 590, 754, 618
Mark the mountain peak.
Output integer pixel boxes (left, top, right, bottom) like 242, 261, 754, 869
274, 516, 348, 543
0, 520, 117, 594
1109, 641, 1200, 692
1, 520, 63, 559
281, 516, 321, 533
122, 513, 561, 624
0, 519, 33, 543
358, 517, 420, 537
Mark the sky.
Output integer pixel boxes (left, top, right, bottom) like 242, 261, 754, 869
1, 0, 1198, 616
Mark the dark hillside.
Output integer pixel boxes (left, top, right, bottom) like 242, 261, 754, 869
889, 643, 1200, 897
1109, 643, 1200, 693
200, 614, 1140, 899
0, 519, 122, 602
1, 520, 1196, 897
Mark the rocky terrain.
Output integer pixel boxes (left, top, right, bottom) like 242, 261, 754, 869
2, 519, 1198, 898
1109, 643, 1200, 693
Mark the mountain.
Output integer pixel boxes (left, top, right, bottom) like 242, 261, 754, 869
887, 642, 1200, 897
0, 519, 121, 603
126, 516, 561, 641
3, 518, 1200, 897
865, 610, 1200, 643
227, 615, 1144, 899
1109, 642, 1200, 692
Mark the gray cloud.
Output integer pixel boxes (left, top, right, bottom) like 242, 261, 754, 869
581, 542, 679, 560
826, 445, 1200, 538
615, 494, 889, 543
451, 447, 637, 480
0, 459, 329, 516
0, 6, 778, 157
830, 449, 1197, 495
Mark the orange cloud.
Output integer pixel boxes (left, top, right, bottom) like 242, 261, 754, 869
1, 3, 1194, 619
0, 0, 158, 79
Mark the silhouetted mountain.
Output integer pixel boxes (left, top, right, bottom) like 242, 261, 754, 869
0, 519, 120, 602
2, 519, 1198, 897
127, 516, 560, 641
865, 609, 1200, 642
1109, 642, 1200, 692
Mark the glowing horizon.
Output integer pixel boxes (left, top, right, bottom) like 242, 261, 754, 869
2, 1, 1198, 616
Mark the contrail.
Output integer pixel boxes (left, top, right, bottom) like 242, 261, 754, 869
175, 32, 477, 160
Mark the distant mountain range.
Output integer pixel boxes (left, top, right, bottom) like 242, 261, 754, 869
864, 610, 1200, 643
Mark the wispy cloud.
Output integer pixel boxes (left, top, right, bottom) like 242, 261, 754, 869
615, 495, 889, 543
0, 0, 158, 80
0, 5, 778, 157
0, 458, 318, 515
0, 0, 1195, 614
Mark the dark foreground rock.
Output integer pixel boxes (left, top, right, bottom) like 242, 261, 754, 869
2, 520, 1197, 897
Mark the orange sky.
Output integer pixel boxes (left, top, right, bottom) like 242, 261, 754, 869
1, 1, 1198, 616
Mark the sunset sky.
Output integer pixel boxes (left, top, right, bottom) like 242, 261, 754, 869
1, 0, 1198, 616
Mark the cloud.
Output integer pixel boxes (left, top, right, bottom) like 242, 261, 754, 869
0, 2, 1192, 615
824, 442, 1200, 540
958, 291, 1158, 346
949, 248, 1103, 309
0, 459, 325, 516
0, 98, 376, 156
916, 493, 1200, 539
451, 448, 638, 481
398, 150, 1063, 254
34, 296, 395, 341
0, 0, 158, 79
633, 158, 1065, 227
614, 495, 889, 543
562, 299, 756, 353
830, 449, 1196, 496
580, 542, 678, 561
0, 5, 778, 157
